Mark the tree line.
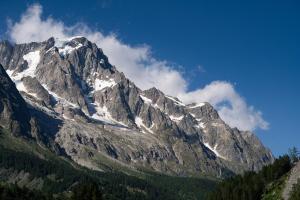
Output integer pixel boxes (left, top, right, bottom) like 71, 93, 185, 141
208, 147, 300, 200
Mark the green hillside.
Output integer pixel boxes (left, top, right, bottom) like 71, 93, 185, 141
0, 128, 216, 200
207, 152, 300, 200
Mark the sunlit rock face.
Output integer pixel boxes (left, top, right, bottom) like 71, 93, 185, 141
0, 37, 274, 177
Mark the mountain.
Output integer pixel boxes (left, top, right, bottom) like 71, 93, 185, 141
0, 36, 273, 177
0, 63, 217, 199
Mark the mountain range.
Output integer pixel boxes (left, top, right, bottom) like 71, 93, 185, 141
0, 36, 273, 179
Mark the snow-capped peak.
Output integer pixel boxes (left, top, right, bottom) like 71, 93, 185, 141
188, 103, 206, 108
54, 37, 84, 56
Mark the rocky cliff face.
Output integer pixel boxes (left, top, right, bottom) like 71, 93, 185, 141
0, 37, 274, 177
0, 64, 31, 136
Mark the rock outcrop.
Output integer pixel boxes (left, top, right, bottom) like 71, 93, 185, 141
0, 64, 31, 136
282, 161, 300, 200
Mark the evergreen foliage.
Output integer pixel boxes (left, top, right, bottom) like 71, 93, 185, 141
288, 147, 300, 164
0, 183, 52, 200
207, 155, 292, 200
0, 144, 216, 200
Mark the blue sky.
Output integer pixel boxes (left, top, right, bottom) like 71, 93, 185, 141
0, 0, 299, 156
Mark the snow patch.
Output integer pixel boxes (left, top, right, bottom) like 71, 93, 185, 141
165, 95, 185, 106
5, 50, 40, 97
91, 104, 114, 124
15, 81, 26, 92
54, 37, 84, 56
203, 142, 226, 160
190, 113, 196, 118
6, 69, 14, 77
42, 84, 78, 108
90, 102, 127, 127
139, 95, 164, 111
22, 50, 40, 77
153, 104, 161, 109
68, 36, 84, 40
95, 78, 117, 90
14, 81, 40, 99
140, 95, 153, 104
194, 122, 205, 129
54, 37, 74, 48
169, 115, 184, 122
6, 50, 40, 83
199, 122, 205, 128
189, 103, 205, 108
193, 117, 206, 128
58, 43, 83, 56
135, 117, 144, 127
211, 122, 222, 127
135, 117, 154, 134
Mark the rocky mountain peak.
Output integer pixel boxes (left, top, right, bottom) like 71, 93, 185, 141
0, 36, 274, 177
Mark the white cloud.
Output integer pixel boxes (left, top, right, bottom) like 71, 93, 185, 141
9, 4, 66, 43
7, 4, 269, 131
178, 81, 269, 131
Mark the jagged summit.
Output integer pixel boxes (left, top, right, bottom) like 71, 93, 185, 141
0, 37, 274, 177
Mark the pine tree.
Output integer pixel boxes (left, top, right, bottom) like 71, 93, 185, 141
288, 147, 299, 164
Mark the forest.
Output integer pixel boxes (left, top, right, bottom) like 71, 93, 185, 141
0, 142, 216, 200
1, 145, 300, 199
208, 148, 300, 200
1, 125, 300, 200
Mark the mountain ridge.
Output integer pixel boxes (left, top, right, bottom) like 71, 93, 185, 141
0, 36, 274, 177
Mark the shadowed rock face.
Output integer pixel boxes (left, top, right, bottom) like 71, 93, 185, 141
0, 37, 274, 177
0, 64, 31, 136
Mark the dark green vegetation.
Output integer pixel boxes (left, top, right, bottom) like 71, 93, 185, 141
0, 183, 51, 200
261, 173, 288, 200
0, 128, 216, 200
2, 121, 300, 200
208, 154, 294, 200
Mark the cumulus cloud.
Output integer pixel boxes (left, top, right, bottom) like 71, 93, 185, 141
8, 4, 187, 96
8, 4, 66, 43
7, 3, 269, 131
178, 81, 269, 131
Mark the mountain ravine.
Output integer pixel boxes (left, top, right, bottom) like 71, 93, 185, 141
0, 37, 274, 177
